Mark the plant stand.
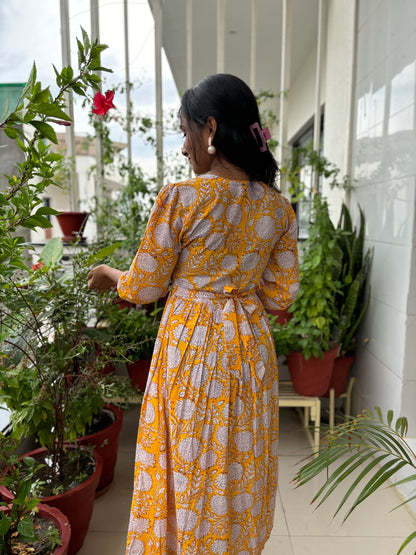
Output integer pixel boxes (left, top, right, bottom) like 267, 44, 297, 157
279, 381, 321, 453
328, 376, 355, 431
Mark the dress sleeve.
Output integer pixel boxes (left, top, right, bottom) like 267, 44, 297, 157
117, 183, 182, 304
257, 201, 300, 310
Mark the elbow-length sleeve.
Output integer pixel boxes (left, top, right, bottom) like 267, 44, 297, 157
117, 183, 182, 304
257, 201, 300, 311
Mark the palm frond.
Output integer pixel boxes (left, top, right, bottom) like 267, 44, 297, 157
293, 408, 416, 555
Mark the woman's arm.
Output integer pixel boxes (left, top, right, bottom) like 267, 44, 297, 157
257, 201, 299, 310
87, 264, 123, 292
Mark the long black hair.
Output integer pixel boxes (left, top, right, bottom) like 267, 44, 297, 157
180, 73, 279, 188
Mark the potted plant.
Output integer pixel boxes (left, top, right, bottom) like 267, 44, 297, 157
105, 300, 162, 392
0, 31, 132, 553
0, 238, 134, 554
56, 211, 90, 244
326, 203, 373, 397
271, 193, 343, 396
0, 433, 71, 555
294, 408, 416, 555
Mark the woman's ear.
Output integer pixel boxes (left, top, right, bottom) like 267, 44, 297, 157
206, 116, 218, 137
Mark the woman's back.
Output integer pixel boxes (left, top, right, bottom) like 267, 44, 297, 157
171, 174, 297, 295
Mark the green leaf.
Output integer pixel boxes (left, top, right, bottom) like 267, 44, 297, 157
77, 38, 86, 67
39, 237, 63, 266
31, 87, 52, 104
72, 83, 87, 96
0, 96, 9, 122
35, 103, 72, 121
3, 127, 20, 140
35, 206, 60, 217
21, 215, 53, 230
18, 517, 38, 542
81, 26, 91, 51
0, 513, 11, 534
87, 242, 121, 265
44, 152, 64, 162
29, 120, 58, 144
397, 530, 416, 554
18, 62, 37, 104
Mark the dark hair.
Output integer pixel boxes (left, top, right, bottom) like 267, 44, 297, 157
180, 73, 279, 188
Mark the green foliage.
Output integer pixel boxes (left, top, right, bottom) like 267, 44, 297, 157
334, 203, 373, 356
0, 238, 136, 484
0, 28, 112, 272
0, 433, 60, 555
293, 408, 416, 555
92, 162, 158, 265
106, 302, 162, 364
271, 194, 343, 359
281, 142, 350, 202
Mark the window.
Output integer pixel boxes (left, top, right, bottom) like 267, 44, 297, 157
290, 112, 324, 239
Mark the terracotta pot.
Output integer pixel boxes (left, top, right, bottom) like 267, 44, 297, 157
56, 212, 89, 243
77, 404, 123, 494
0, 502, 71, 555
287, 345, 339, 397
268, 307, 293, 325
323, 355, 355, 398
0, 447, 103, 555
127, 357, 152, 392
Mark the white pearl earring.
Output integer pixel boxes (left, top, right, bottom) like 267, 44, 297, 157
207, 136, 216, 155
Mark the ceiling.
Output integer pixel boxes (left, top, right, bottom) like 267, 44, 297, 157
155, 0, 320, 95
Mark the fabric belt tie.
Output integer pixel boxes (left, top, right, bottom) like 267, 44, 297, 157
172, 285, 266, 387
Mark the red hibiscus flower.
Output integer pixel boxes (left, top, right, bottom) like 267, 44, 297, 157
92, 90, 115, 118
32, 261, 44, 271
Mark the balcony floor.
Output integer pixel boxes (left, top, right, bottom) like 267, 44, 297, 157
78, 404, 416, 555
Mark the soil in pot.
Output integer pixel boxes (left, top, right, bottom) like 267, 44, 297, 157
0, 448, 102, 555
29, 449, 96, 498
1, 503, 71, 555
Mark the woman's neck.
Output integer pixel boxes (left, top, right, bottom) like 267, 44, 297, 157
207, 157, 250, 181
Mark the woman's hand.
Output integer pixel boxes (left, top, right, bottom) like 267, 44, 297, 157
87, 264, 123, 292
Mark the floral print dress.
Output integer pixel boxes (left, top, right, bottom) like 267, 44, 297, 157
118, 174, 299, 555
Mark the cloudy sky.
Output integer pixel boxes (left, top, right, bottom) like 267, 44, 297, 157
0, 0, 182, 174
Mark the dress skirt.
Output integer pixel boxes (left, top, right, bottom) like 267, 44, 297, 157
126, 285, 279, 555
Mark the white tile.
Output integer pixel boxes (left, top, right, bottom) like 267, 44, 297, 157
352, 178, 415, 245
400, 378, 416, 435
77, 531, 128, 555
291, 535, 416, 555
272, 489, 290, 536
278, 453, 416, 540
369, 244, 411, 310
388, 7, 416, 59
360, 297, 406, 375
263, 534, 294, 555
352, 348, 403, 415
279, 407, 315, 457
407, 246, 416, 315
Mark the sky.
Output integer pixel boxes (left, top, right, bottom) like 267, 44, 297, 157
0, 0, 182, 175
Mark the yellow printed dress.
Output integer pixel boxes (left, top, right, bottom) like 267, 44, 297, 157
119, 174, 299, 555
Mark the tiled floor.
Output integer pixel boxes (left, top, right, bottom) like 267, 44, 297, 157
78, 404, 416, 555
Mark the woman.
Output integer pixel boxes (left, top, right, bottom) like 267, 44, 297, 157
88, 73, 299, 555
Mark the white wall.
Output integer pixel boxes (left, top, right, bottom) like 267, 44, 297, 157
350, 0, 416, 440
287, 47, 322, 144
322, 0, 356, 219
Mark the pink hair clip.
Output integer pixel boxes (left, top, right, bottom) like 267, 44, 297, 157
249, 122, 271, 152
